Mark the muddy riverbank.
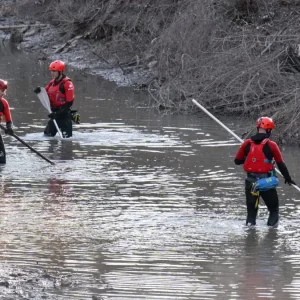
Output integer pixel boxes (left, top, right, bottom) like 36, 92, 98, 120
0, 11, 154, 88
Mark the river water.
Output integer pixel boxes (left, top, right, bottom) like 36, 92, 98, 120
1, 44, 300, 300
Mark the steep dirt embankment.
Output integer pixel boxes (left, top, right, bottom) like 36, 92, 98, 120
3, 0, 300, 144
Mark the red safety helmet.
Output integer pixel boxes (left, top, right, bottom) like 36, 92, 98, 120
256, 117, 275, 130
49, 60, 65, 72
0, 79, 8, 90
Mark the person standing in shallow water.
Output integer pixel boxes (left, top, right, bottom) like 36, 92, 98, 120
0, 79, 14, 164
34, 60, 75, 138
234, 117, 296, 226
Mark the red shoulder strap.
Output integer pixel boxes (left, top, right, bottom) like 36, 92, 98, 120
59, 78, 71, 94
261, 138, 269, 145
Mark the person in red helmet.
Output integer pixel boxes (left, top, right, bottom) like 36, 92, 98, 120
234, 117, 296, 227
0, 79, 14, 163
34, 60, 76, 138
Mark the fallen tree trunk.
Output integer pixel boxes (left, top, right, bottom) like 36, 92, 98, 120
0, 24, 47, 30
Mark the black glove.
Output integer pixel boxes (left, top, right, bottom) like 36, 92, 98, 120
48, 112, 56, 119
34, 87, 41, 94
285, 179, 297, 186
4, 123, 14, 135
5, 128, 14, 135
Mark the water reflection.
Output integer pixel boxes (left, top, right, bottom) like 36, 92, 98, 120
235, 229, 291, 299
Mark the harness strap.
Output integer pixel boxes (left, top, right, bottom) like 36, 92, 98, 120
247, 172, 272, 179
250, 184, 260, 208
264, 159, 272, 163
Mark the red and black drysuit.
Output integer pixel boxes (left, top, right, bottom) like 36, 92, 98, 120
234, 132, 294, 226
0, 97, 13, 164
44, 75, 74, 138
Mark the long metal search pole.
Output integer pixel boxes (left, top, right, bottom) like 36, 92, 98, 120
0, 124, 55, 165
192, 98, 300, 192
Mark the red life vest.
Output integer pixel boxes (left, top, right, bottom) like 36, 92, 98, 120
243, 139, 274, 173
46, 77, 72, 109
0, 98, 12, 123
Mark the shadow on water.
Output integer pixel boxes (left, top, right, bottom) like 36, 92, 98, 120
0, 44, 300, 299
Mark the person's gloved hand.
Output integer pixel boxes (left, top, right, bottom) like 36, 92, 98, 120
4, 123, 14, 135
34, 87, 41, 94
285, 178, 297, 186
72, 112, 80, 124
48, 112, 56, 119
5, 127, 14, 135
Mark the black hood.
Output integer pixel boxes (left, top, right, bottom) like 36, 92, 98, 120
54, 73, 66, 85
250, 132, 270, 144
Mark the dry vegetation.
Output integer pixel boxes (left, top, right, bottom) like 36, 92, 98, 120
16, 0, 300, 144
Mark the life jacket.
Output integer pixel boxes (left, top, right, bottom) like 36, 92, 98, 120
46, 77, 72, 109
0, 98, 12, 123
243, 139, 274, 173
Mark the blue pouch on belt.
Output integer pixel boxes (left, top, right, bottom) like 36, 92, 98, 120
252, 176, 279, 192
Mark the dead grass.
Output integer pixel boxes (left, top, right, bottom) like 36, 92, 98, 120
149, 0, 300, 144
0, 3, 17, 17
15, 0, 300, 144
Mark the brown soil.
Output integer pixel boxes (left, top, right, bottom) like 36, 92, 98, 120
2, 0, 300, 145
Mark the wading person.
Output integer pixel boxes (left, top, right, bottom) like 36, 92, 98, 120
234, 117, 296, 226
34, 60, 77, 138
0, 79, 14, 164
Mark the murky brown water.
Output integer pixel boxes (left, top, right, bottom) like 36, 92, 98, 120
1, 44, 300, 299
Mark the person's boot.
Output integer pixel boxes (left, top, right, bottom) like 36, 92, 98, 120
267, 211, 279, 227
246, 217, 256, 226
246, 207, 258, 226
